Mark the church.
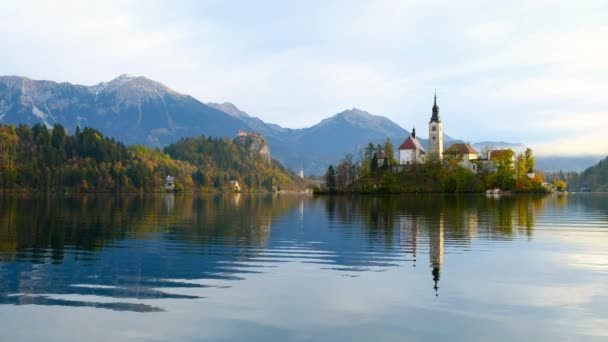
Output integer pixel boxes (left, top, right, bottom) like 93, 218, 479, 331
398, 93, 445, 165
397, 93, 480, 171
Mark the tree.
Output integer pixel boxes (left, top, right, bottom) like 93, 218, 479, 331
516, 154, 527, 180
335, 154, 357, 189
383, 138, 398, 166
554, 180, 567, 191
362, 143, 377, 177
51, 124, 66, 149
371, 153, 379, 173
80, 180, 89, 193
325, 165, 337, 192
491, 149, 515, 173
524, 148, 535, 172
365, 143, 376, 161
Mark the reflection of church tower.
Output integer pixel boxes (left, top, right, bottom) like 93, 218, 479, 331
429, 215, 444, 296
428, 92, 444, 160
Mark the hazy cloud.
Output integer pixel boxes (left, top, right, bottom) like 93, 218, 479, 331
0, 0, 606, 155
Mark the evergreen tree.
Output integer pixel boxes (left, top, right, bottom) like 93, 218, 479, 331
325, 165, 337, 191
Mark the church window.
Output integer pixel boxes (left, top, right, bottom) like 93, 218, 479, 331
432, 127, 437, 131
433, 137, 436, 140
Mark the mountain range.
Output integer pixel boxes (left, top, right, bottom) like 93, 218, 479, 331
0, 75, 600, 174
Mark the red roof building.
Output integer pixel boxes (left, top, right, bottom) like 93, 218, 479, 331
399, 136, 425, 151
398, 129, 425, 165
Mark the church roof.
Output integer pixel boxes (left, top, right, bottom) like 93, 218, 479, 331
430, 92, 441, 123
399, 136, 425, 152
443, 143, 478, 155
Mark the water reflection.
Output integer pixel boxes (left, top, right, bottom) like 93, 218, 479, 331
321, 195, 554, 295
0, 194, 301, 312
0, 193, 606, 316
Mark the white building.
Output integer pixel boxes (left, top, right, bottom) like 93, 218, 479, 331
164, 175, 175, 191
428, 93, 444, 160
229, 180, 241, 192
398, 128, 425, 164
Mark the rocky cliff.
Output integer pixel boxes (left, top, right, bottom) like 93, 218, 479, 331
233, 134, 271, 163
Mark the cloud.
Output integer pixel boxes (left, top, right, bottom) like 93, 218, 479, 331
0, 0, 606, 154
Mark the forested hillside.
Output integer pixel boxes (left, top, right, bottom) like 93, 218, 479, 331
564, 157, 608, 192
0, 124, 304, 193
164, 136, 300, 191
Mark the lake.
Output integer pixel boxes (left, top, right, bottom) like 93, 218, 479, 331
0, 194, 607, 341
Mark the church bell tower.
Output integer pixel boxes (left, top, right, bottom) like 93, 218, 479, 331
428, 92, 443, 160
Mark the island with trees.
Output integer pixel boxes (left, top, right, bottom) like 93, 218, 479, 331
318, 138, 561, 194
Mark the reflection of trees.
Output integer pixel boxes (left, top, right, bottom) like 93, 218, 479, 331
325, 195, 546, 241
573, 193, 608, 216
0, 194, 303, 257
0, 194, 304, 312
0, 193, 568, 311
324, 195, 550, 294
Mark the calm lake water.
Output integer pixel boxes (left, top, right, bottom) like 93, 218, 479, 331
0, 194, 607, 341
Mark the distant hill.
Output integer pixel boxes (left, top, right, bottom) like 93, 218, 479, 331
207, 102, 288, 135
205, 106, 419, 175
535, 155, 604, 173
291, 108, 415, 171
565, 157, 608, 192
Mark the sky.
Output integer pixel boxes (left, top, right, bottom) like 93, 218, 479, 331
1, 0, 607, 155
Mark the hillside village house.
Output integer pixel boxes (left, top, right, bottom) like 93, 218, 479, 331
229, 180, 241, 192
164, 175, 175, 191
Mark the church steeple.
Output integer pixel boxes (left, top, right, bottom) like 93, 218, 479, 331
430, 91, 441, 123
428, 91, 444, 160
